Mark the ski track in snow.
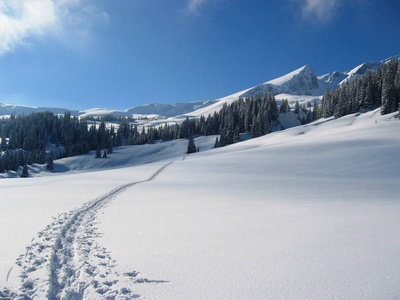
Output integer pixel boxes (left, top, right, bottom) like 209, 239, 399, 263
0, 162, 173, 300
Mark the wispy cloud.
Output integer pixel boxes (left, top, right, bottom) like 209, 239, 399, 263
186, 0, 223, 14
0, 0, 108, 56
187, 0, 209, 13
295, 0, 339, 22
0, 0, 56, 54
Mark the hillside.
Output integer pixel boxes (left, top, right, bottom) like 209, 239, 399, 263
1, 108, 399, 299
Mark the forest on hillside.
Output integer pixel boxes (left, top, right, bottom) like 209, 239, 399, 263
321, 58, 400, 118
1, 58, 399, 174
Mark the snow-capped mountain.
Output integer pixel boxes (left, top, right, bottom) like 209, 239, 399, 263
338, 54, 400, 85
0, 100, 216, 119
1, 54, 399, 120
241, 65, 320, 98
240, 54, 400, 99
187, 54, 400, 118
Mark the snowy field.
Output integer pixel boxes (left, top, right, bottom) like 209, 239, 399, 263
1, 108, 400, 299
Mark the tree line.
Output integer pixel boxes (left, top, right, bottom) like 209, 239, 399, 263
321, 58, 400, 118
0, 92, 318, 173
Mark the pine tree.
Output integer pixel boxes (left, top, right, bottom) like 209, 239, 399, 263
214, 137, 219, 148
0, 155, 4, 173
46, 150, 54, 170
102, 150, 107, 158
0, 133, 6, 151
95, 147, 101, 158
381, 78, 394, 115
280, 99, 290, 113
294, 101, 300, 114
20, 164, 29, 178
219, 133, 227, 147
187, 137, 197, 154
107, 142, 113, 154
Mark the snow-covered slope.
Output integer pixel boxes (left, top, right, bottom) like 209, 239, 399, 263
1, 108, 399, 299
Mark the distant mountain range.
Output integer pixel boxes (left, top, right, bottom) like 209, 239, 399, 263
1, 54, 399, 119
0, 100, 217, 119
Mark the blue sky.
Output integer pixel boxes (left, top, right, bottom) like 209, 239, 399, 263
0, 0, 399, 110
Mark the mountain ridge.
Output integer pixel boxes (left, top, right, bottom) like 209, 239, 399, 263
1, 54, 399, 119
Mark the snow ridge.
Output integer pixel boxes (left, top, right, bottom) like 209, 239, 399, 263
240, 65, 320, 97
1, 162, 173, 300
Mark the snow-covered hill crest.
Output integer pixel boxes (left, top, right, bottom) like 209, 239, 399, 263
241, 65, 320, 98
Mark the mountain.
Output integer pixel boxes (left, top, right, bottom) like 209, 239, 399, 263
187, 54, 400, 118
0, 103, 80, 117
0, 100, 216, 119
241, 65, 320, 98
126, 100, 216, 117
238, 55, 400, 99
1, 54, 399, 120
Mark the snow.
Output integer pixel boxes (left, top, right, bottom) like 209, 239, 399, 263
266, 65, 309, 86
338, 54, 400, 86
0, 100, 216, 120
1, 108, 400, 299
186, 66, 322, 118
275, 93, 322, 107
185, 89, 250, 118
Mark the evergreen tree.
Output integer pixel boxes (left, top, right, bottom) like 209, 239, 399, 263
214, 137, 219, 148
294, 101, 300, 114
280, 99, 290, 113
95, 147, 101, 158
46, 150, 54, 170
20, 164, 29, 178
107, 141, 113, 154
0, 155, 4, 173
219, 133, 227, 147
381, 78, 395, 115
187, 137, 197, 154
103, 150, 107, 158
0, 133, 6, 151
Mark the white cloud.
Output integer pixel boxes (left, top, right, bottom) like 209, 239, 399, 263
186, 0, 217, 14
188, 0, 205, 12
0, 0, 56, 54
0, 0, 108, 56
296, 0, 339, 22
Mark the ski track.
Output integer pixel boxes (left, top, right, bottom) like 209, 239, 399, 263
0, 162, 173, 300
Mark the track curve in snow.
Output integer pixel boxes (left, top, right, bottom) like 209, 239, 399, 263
1, 162, 173, 300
